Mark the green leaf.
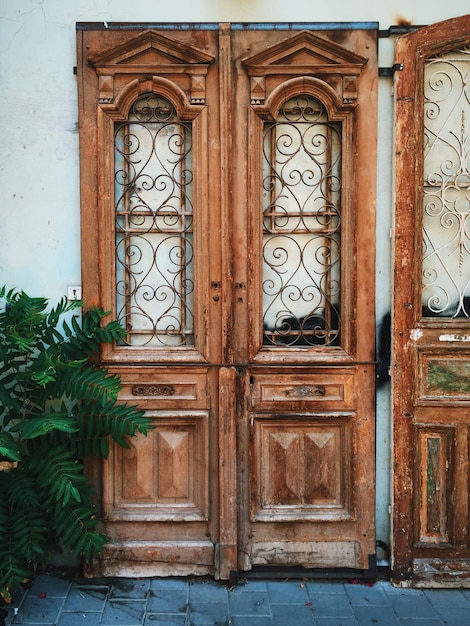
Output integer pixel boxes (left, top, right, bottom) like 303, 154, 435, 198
0, 432, 22, 461
13, 414, 78, 439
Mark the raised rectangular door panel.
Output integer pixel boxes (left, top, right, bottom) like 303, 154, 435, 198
251, 416, 353, 521
104, 411, 209, 522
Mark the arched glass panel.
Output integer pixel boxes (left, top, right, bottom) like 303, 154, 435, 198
262, 95, 342, 346
114, 94, 194, 346
422, 47, 470, 318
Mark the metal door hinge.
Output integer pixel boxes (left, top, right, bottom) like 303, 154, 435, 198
379, 63, 404, 77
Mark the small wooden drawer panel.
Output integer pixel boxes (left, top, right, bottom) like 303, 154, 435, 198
110, 368, 208, 409
251, 371, 355, 411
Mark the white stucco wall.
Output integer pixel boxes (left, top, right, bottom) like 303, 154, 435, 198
1, 1, 469, 563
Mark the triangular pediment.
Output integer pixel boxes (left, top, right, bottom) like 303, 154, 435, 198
89, 29, 215, 69
242, 30, 367, 74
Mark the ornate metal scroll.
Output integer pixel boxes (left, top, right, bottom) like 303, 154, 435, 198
422, 48, 470, 318
114, 94, 194, 346
262, 96, 341, 346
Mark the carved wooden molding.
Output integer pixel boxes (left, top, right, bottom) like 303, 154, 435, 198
88, 29, 215, 104
132, 384, 176, 397
242, 30, 367, 107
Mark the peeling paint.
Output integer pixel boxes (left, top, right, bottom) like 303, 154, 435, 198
410, 328, 423, 341
439, 334, 470, 342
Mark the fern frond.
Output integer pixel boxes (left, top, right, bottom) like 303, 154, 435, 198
0, 479, 42, 600
48, 365, 123, 407
75, 398, 150, 458
8, 508, 48, 563
51, 501, 106, 561
30, 445, 91, 508
0, 431, 22, 461
12, 413, 78, 440
0, 469, 40, 510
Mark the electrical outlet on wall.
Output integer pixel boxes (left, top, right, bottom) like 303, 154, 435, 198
67, 286, 82, 301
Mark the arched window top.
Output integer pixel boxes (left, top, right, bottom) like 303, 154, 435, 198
108, 76, 198, 121
262, 76, 354, 123
128, 93, 179, 123
275, 94, 328, 123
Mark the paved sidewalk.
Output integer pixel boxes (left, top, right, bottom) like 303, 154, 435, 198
2, 571, 470, 625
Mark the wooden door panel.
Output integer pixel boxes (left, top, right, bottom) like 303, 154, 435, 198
251, 416, 353, 521
77, 24, 221, 577
418, 352, 470, 402
250, 540, 360, 569
414, 426, 454, 546
251, 370, 356, 411
233, 26, 377, 573
393, 15, 470, 586
116, 367, 208, 408
104, 412, 209, 522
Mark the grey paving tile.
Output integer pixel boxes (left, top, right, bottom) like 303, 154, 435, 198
387, 594, 437, 619
308, 593, 355, 618
400, 617, 444, 626
424, 589, 470, 608
267, 580, 309, 603
147, 589, 188, 613
150, 578, 191, 591
110, 578, 151, 599
10, 619, 55, 626
382, 585, 427, 595
188, 602, 230, 625
189, 580, 229, 603
229, 590, 271, 616
271, 602, 316, 625
100, 599, 146, 625
57, 612, 102, 626
434, 606, 470, 625
11, 596, 62, 624
353, 605, 401, 625
62, 584, 108, 610
145, 614, 187, 625
28, 574, 72, 597
311, 618, 359, 626
232, 580, 268, 592
230, 618, 273, 626
344, 582, 391, 606
305, 581, 347, 594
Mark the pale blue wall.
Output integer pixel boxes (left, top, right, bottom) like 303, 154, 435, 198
1, 0, 469, 563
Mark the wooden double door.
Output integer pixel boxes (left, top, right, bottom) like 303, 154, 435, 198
77, 23, 377, 579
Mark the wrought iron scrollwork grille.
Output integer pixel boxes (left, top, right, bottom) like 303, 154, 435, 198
114, 94, 194, 346
262, 95, 342, 346
422, 47, 470, 318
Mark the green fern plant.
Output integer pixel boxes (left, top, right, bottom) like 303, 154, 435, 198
0, 286, 153, 601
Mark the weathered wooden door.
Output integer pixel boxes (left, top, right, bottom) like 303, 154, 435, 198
393, 15, 470, 587
77, 23, 377, 580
